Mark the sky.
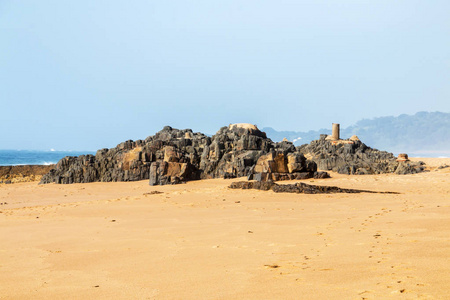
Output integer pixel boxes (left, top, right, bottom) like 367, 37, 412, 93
1, 1, 449, 150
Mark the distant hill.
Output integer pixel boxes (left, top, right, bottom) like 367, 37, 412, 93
262, 111, 450, 157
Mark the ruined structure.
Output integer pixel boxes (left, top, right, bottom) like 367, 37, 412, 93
40, 123, 425, 185
332, 123, 340, 140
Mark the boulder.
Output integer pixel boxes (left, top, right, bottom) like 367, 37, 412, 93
254, 153, 276, 173
394, 161, 424, 175
163, 146, 180, 162
149, 162, 160, 186
287, 153, 306, 173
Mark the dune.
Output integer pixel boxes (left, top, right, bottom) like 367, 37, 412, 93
0, 158, 449, 299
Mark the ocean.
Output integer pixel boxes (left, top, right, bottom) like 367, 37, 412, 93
0, 150, 95, 166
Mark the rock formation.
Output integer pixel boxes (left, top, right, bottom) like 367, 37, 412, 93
41, 126, 207, 184
229, 181, 399, 194
40, 123, 425, 185
297, 135, 425, 175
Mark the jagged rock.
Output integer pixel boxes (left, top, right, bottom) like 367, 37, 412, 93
149, 162, 159, 186
394, 161, 425, 175
287, 153, 302, 173
229, 180, 275, 191
298, 138, 424, 175
254, 153, 282, 173
41, 124, 270, 185
40, 124, 425, 185
295, 172, 312, 180
314, 171, 330, 179
251, 147, 321, 181
41, 127, 207, 185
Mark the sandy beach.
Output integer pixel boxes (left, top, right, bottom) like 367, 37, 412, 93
0, 158, 449, 299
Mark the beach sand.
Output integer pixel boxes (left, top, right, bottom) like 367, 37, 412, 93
0, 158, 449, 299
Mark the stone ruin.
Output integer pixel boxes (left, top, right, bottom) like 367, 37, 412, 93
40, 123, 425, 185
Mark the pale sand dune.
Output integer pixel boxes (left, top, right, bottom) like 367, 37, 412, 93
0, 159, 449, 299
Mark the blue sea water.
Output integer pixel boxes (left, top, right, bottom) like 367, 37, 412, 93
0, 150, 95, 166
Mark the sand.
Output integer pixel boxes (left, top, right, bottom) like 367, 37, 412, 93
0, 158, 449, 299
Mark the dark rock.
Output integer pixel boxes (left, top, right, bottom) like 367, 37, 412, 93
305, 160, 317, 172
254, 172, 271, 182
230, 181, 398, 194
295, 172, 313, 180
40, 123, 425, 185
298, 139, 424, 175
149, 162, 159, 186
357, 168, 369, 175
41, 124, 270, 185
287, 153, 305, 173
223, 172, 236, 179
229, 180, 275, 191
394, 161, 424, 175
314, 171, 330, 179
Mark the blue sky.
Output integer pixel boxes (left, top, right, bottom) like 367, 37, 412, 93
1, 1, 449, 150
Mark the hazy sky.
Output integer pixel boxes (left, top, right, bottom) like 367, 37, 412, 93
1, 1, 449, 150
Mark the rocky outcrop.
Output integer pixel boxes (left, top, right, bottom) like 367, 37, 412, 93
297, 135, 425, 175
40, 126, 209, 185
40, 124, 425, 185
229, 181, 399, 194
41, 124, 324, 185
247, 148, 329, 182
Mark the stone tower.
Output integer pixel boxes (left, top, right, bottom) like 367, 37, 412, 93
332, 123, 340, 140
